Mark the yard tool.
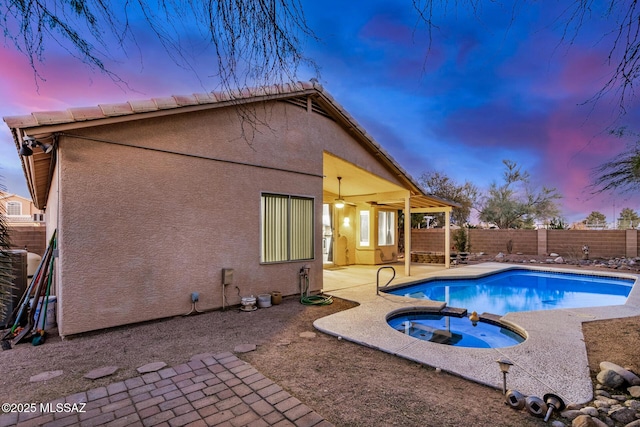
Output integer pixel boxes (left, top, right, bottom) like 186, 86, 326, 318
11, 232, 56, 345
1, 231, 55, 343
32, 251, 55, 347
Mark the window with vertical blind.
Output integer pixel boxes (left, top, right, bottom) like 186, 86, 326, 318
378, 210, 395, 246
261, 194, 314, 263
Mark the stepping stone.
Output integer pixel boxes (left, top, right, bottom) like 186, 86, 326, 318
84, 366, 118, 380
299, 332, 316, 338
30, 370, 63, 382
136, 361, 167, 374
234, 343, 256, 353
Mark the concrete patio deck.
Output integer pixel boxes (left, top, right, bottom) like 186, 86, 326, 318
316, 262, 640, 405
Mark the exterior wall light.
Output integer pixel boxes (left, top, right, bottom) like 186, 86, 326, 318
20, 136, 53, 157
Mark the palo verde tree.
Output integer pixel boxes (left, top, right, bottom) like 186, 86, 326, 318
1, 0, 319, 90
478, 160, 562, 229
3, 1, 640, 114
418, 170, 478, 226
591, 128, 640, 195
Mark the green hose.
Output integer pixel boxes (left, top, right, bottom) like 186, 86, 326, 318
300, 270, 333, 306
300, 294, 333, 306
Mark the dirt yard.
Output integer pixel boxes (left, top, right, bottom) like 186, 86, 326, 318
1, 280, 639, 426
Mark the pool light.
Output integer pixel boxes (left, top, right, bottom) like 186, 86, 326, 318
497, 358, 513, 394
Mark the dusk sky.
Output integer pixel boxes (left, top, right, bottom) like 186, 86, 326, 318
1, 1, 639, 225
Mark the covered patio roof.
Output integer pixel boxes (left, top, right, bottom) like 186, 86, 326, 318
322, 152, 455, 211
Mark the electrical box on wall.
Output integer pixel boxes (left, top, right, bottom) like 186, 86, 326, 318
222, 268, 234, 285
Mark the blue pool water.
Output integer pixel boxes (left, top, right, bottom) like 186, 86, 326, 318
387, 312, 525, 348
386, 269, 634, 315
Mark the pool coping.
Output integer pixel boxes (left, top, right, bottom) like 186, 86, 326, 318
314, 262, 640, 405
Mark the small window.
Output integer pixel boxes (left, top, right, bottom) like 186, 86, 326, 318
261, 194, 314, 263
378, 211, 395, 246
359, 210, 370, 246
6, 201, 22, 216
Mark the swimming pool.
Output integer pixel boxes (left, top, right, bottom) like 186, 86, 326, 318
385, 268, 634, 315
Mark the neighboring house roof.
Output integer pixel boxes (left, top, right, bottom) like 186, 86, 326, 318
3, 80, 456, 211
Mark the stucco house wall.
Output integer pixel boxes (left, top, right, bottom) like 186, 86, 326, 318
51, 101, 333, 335
6, 82, 455, 337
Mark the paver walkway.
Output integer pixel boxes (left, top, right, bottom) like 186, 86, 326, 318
0, 352, 333, 427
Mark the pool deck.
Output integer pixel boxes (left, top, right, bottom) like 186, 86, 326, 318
315, 262, 640, 405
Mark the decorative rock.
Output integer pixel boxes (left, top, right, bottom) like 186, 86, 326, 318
562, 409, 583, 420
495, 252, 504, 259
554, 256, 565, 263
572, 414, 598, 427
136, 361, 167, 374
551, 421, 566, 427
299, 331, 317, 338
624, 420, 640, 427
550, 253, 560, 257
626, 399, 640, 410
596, 396, 620, 406
580, 407, 599, 417
234, 343, 257, 353
600, 362, 640, 386
84, 366, 118, 380
597, 369, 625, 389
628, 386, 640, 398
30, 370, 63, 382
608, 407, 636, 424
590, 418, 609, 427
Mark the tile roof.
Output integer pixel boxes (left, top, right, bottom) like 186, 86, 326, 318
3, 81, 319, 130
3, 80, 457, 210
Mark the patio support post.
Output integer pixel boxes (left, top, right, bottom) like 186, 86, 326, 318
404, 195, 411, 276
444, 209, 451, 268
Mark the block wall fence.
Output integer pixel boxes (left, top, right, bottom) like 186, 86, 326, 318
8, 226, 47, 256
410, 228, 640, 259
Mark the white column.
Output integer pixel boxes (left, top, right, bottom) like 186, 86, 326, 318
444, 209, 451, 268
405, 196, 411, 276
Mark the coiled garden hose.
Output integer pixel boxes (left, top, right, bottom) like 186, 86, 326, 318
300, 294, 333, 306
300, 269, 333, 306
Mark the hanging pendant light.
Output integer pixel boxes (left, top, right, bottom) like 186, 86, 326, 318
335, 177, 345, 208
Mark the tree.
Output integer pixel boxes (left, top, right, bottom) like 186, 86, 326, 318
3, 1, 640, 113
584, 211, 607, 229
1, 0, 318, 90
478, 160, 561, 229
418, 170, 478, 226
618, 207, 640, 229
591, 128, 640, 194
548, 217, 568, 230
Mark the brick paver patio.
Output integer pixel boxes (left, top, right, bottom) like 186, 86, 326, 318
0, 352, 333, 427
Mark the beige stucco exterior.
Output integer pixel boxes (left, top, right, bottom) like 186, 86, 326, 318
4, 82, 456, 337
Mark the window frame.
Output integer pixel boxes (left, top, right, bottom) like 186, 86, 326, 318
260, 193, 315, 264
378, 210, 396, 246
6, 201, 22, 216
